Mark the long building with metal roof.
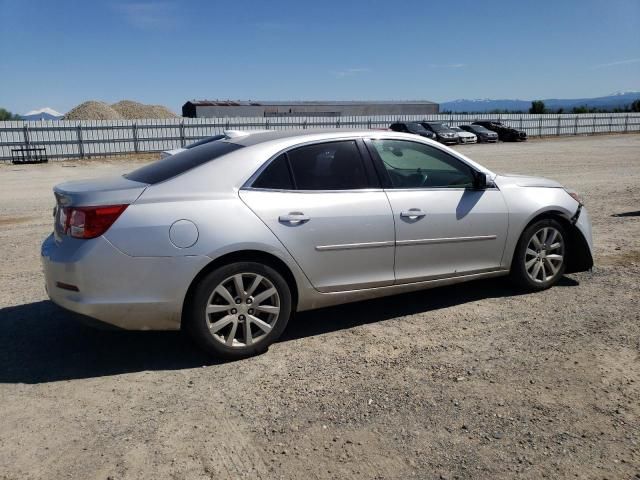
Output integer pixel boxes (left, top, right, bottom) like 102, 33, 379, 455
182, 100, 439, 118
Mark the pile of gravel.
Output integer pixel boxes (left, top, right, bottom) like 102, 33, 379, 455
63, 101, 121, 120
63, 100, 178, 120
111, 100, 177, 119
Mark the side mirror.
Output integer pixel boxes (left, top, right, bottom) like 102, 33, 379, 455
473, 172, 491, 189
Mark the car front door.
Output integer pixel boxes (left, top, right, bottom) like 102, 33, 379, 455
240, 139, 396, 292
367, 138, 509, 283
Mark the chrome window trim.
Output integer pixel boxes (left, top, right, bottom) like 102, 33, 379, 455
241, 187, 386, 194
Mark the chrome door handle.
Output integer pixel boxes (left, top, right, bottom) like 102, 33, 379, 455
400, 209, 426, 219
279, 212, 310, 224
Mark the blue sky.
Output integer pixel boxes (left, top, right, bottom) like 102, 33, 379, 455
1, 0, 639, 114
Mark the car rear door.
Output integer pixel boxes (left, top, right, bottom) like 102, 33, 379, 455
240, 139, 396, 292
366, 138, 508, 283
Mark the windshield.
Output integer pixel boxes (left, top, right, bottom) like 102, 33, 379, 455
407, 123, 430, 134
125, 141, 243, 184
425, 123, 449, 132
449, 126, 463, 132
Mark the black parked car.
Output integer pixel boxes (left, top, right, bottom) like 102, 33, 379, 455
472, 120, 527, 142
389, 122, 437, 140
459, 124, 499, 143
419, 122, 460, 145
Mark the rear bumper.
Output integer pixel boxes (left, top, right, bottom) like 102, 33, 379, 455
41, 234, 210, 330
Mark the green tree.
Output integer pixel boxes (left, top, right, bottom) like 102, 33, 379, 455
0, 108, 21, 120
529, 100, 546, 114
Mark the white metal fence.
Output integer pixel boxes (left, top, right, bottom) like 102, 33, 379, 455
1, 113, 639, 161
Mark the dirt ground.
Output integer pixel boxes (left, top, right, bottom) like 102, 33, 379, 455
1, 134, 639, 480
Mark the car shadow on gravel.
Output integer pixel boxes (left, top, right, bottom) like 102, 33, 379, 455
282, 276, 579, 341
0, 277, 578, 384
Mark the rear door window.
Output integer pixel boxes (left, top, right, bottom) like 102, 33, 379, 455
287, 140, 371, 190
252, 154, 294, 190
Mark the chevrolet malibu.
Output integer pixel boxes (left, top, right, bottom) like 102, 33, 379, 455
42, 130, 593, 359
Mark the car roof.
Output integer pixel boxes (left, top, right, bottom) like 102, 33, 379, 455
228, 128, 388, 147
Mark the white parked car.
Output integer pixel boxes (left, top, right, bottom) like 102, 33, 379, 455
448, 125, 477, 144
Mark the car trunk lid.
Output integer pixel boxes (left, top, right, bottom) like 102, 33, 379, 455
54, 175, 148, 207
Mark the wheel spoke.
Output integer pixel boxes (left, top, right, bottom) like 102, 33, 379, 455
526, 248, 538, 257
540, 228, 549, 245
547, 229, 558, 246
209, 314, 235, 333
215, 285, 235, 305
544, 257, 558, 275
526, 257, 538, 269
233, 274, 245, 298
253, 287, 276, 305
206, 304, 232, 314
531, 262, 542, 280
531, 233, 542, 249
256, 305, 280, 315
245, 275, 263, 296
226, 321, 238, 346
244, 321, 253, 345
547, 254, 563, 262
549, 242, 562, 250
249, 315, 272, 334
540, 261, 547, 280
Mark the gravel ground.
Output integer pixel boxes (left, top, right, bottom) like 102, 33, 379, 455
1, 134, 639, 480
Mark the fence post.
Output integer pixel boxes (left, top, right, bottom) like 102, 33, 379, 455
265, 119, 270, 130
592, 116, 596, 135
132, 122, 139, 153
76, 123, 84, 159
22, 123, 31, 147
624, 114, 629, 133
538, 116, 542, 137
609, 114, 613, 134
367, 118, 371, 129
179, 121, 186, 147
574, 116, 579, 135
556, 116, 561, 136
336, 119, 340, 129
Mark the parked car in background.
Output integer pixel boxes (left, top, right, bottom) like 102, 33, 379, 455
473, 120, 528, 142
419, 122, 460, 145
447, 125, 477, 144
42, 129, 593, 359
389, 122, 437, 140
460, 124, 499, 143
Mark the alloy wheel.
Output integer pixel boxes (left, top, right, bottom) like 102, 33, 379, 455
204, 273, 280, 347
524, 227, 565, 283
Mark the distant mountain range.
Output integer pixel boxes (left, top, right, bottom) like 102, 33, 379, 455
441, 91, 640, 113
21, 107, 63, 121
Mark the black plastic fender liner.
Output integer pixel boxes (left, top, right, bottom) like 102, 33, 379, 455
566, 205, 594, 273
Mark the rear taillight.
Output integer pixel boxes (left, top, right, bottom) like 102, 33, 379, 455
61, 204, 128, 239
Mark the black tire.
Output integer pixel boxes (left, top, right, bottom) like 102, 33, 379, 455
510, 218, 567, 291
184, 262, 292, 360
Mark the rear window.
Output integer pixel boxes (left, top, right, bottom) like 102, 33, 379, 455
125, 141, 243, 184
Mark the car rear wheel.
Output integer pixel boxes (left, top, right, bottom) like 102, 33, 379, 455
184, 262, 292, 359
511, 219, 566, 291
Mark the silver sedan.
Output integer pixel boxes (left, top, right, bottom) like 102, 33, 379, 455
42, 130, 594, 358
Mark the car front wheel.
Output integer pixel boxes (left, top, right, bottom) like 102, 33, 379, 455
511, 219, 566, 291
184, 262, 292, 359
